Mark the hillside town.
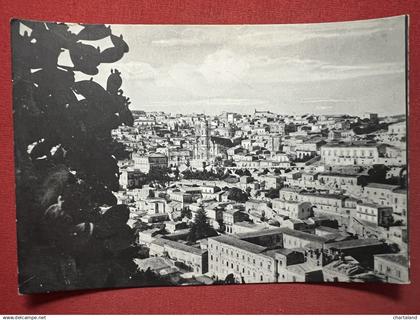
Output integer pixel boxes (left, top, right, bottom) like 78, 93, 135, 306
111, 109, 408, 285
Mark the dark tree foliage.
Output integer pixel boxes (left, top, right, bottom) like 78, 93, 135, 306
223, 159, 235, 167
11, 20, 166, 293
187, 208, 218, 243
236, 168, 251, 176
182, 169, 225, 181
146, 167, 171, 186
227, 187, 249, 203
351, 121, 388, 135
245, 186, 252, 196
367, 164, 390, 184
214, 156, 224, 167
129, 267, 173, 287
224, 273, 240, 284
216, 218, 225, 233
132, 218, 150, 235
180, 207, 192, 220
224, 175, 240, 184
265, 188, 280, 199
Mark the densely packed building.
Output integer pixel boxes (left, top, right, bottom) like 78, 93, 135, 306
112, 109, 408, 284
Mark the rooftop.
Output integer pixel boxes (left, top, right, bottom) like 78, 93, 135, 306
147, 212, 169, 217
301, 192, 347, 200
273, 248, 297, 256
163, 228, 191, 239
134, 257, 174, 272
246, 199, 270, 204
149, 152, 167, 158
140, 228, 162, 235
324, 256, 364, 276
151, 238, 205, 255
281, 228, 329, 243
210, 235, 267, 254
393, 188, 407, 195
375, 253, 409, 267
316, 226, 341, 234
236, 227, 285, 240
319, 172, 364, 178
234, 221, 265, 229
325, 238, 383, 250
287, 262, 321, 274
365, 183, 400, 190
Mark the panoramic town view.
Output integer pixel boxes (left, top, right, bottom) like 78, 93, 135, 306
108, 17, 409, 285
113, 109, 408, 284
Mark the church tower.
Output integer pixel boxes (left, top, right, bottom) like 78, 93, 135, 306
194, 120, 210, 161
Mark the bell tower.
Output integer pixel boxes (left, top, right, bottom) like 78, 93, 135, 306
194, 120, 210, 160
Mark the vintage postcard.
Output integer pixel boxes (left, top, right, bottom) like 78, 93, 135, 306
11, 16, 408, 293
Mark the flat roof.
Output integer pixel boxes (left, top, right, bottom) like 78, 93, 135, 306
246, 199, 270, 204
236, 227, 285, 240
375, 253, 408, 267
280, 187, 302, 193
287, 262, 321, 274
318, 172, 363, 178
140, 228, 161, 235
210, 235, 267, 254
301, 192, 346, 200
273, 248, 297, 256
133, 257, 176, 272
151, 238, 205, 255
325, 238, 383, 250
393, 189, 407, 195
365, 183, 400, 190
147, 212, 169, 217
149, 153, 167, 157
234, 221, 264, 229
163, 229, 190, 238
323, 257, 364, 276
281, 228, 329, 243
316, 226, 341, 233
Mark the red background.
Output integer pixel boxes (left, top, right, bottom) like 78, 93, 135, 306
0, 0, 419, 314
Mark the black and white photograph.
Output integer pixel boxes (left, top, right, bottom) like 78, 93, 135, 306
12, 15, 409, 294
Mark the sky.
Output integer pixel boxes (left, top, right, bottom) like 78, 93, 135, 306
69, 16, 407, 116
